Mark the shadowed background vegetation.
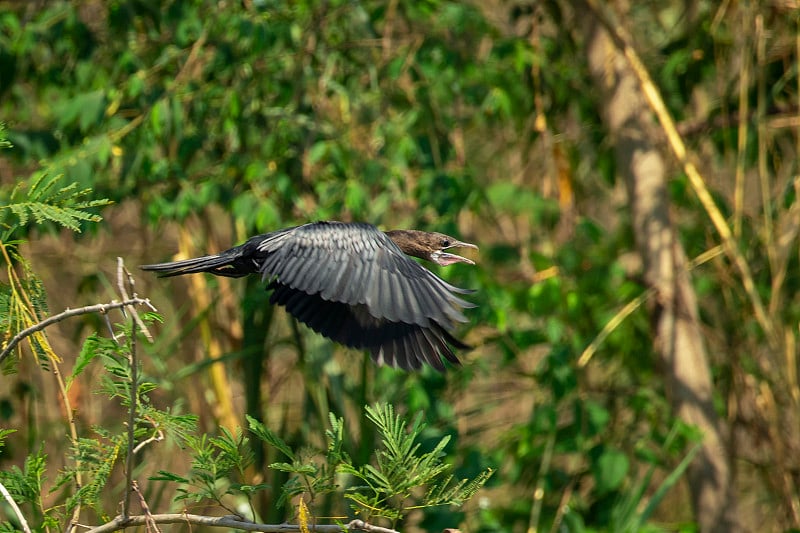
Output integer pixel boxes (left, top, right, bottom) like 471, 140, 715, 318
1, 0, 799, 531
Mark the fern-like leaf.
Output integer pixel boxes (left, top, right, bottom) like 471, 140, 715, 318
342, 403, 494, 521
0, 173, 111, 237
248, 414, 295, 461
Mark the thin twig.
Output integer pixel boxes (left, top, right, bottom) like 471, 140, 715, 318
57, 353, 82, 532
527, 429, 554, 532
131, 481, 160, 533
117, 257, 154, 342
0, 298, 156, 365
0, 480, 32, 533
103, 311, 119, 344
121, 260, 139, 521
732, 1, 751, 238
85, 515, 398, 533
132, 416, 164, 454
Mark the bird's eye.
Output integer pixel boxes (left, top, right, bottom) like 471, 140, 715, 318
442, 239, 451, 247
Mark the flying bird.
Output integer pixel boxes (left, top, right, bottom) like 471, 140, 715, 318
141, 221, 478, 371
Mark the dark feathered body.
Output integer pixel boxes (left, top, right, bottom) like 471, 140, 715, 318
141, 221, 477, 371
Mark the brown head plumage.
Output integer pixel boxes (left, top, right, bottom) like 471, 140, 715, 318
384, 230, 478, 266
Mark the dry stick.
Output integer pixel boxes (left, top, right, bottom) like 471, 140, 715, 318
0, 298, 155, 365
56, 359, 82, 533
118, 259, 139, 521
756, 14, 773, 274
86, 516, 398, 533
117, 257, 154, 342
527, 429, 555, 532
583, 0, 778, 349
754, 13, 783, 318
131, 481, 160, 533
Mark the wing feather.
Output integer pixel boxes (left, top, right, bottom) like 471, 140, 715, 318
268, 282, 467, 370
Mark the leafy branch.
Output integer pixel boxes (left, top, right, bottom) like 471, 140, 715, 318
0, 173, 112, 238
147, 404, 492, 532
339, 404, 493, 523
0, 256, 168, 532
250, 412, 348, 512
0, 123, 10, 150
151, 427, 263, 518
0, 171, 114, 371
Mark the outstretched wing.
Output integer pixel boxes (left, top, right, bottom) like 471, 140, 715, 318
268, 282, 467, 370
256, 221, 474, 328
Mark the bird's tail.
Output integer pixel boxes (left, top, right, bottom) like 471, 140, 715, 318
141, 253, 249, 278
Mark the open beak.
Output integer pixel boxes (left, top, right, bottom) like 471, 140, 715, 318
433, 240, 479, 266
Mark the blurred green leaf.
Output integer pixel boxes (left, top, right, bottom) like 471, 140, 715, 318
593, 448, 629, 495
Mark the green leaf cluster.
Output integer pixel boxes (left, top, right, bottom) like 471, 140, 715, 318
0, 445, 60, 532
0, 246, 53, 374
152, 427, 263, 518
339, 404, 492, 523
250, 413, 346, 512
154, 405, 492, 527
0, 316, 199, 529
0, 174, 111, 239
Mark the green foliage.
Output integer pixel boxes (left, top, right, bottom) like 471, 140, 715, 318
249, 413, 346, 511
0, 174, 111, 239
0, 169, 111, 372
610, 440, 701, 532
0, 428, 15, 449
4, 0, 799, 531
65, 432, 121, 514
242, 404, 493, 525
0, 444, 61, 531
80, 322, 199, 447
340, 404, 492, 523
0, 446, 47, 508
0, 313, 198, 529
0, 246, 52, 373
147, 405, 491, 526
0, 123, 10, 150
152, 427, 263, 517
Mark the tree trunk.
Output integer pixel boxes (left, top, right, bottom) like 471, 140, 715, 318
582, 10, 741, 532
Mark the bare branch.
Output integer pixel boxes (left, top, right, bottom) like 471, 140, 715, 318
117, 257, 154, 342
0, 480, 31, 533
121, 260, 140, 521
0, 298, 156, 365
85, 515, 398, 533
347, 521, 399, 533
131, 481, 160, 533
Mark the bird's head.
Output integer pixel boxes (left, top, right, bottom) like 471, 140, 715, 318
386, 230, 478, 266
